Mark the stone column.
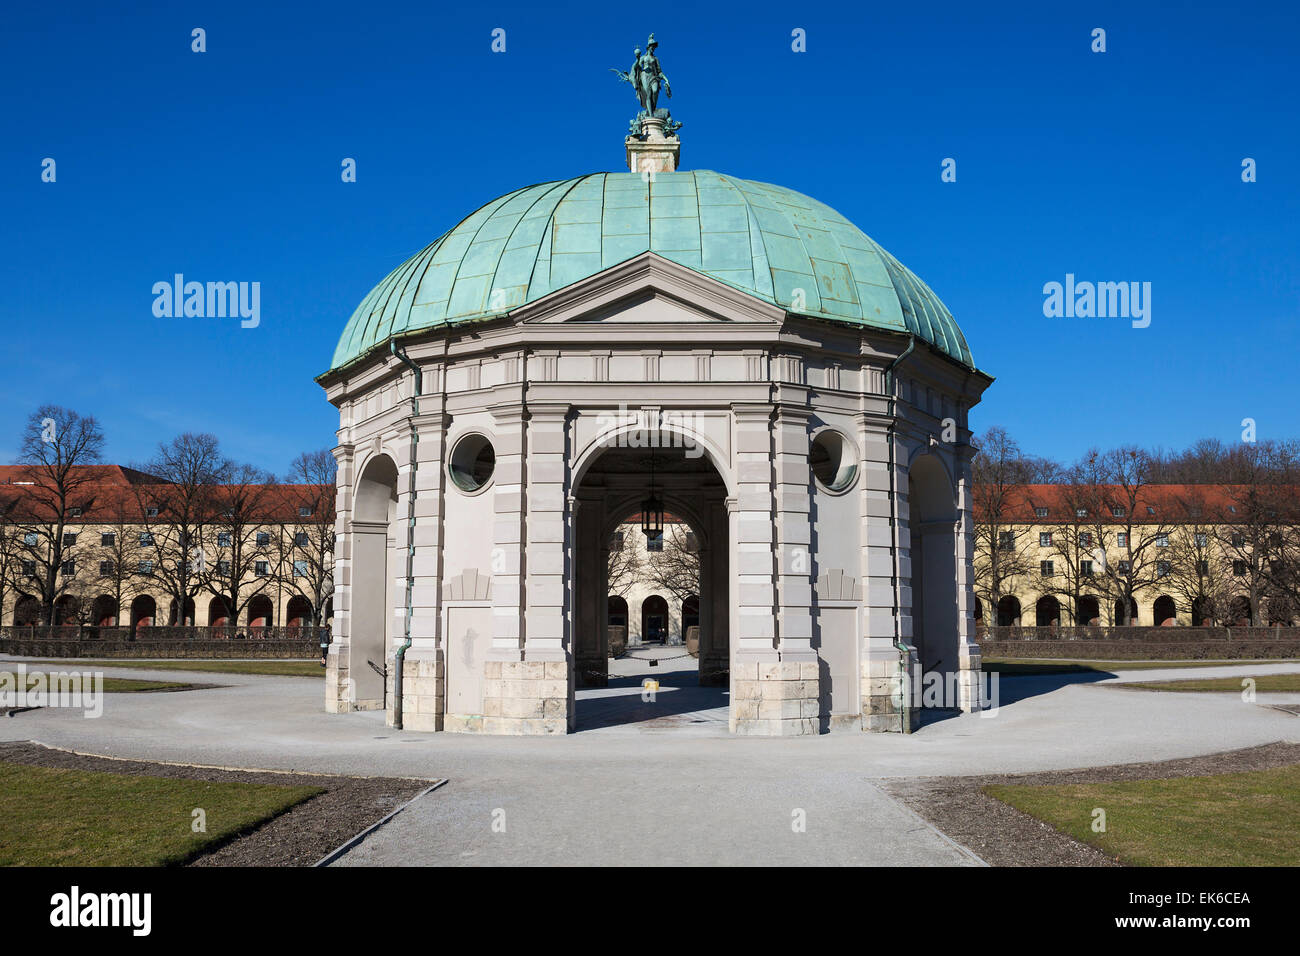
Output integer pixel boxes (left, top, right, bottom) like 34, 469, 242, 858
953, 453, 982, 712
858, 418, 918, 732
574, 490, 608, 687
699, 498, 730, 685
729, 403, 817, 736
769, 404, 819, 734
483, 404, 572, 734
324, 444, 354, 713
392, 409, 450, 732
383, 423, 415, 726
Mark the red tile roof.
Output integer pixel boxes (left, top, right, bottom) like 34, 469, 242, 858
0, 466, 330, 523
979, 484, 1288, 523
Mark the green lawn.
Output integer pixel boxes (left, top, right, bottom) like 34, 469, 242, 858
32, 659, 325, 678
982, 658, 1296, 676
0, 761, 322, 866
1122, 673, 1300, 693
983, 765, 1300, 866
2, 670, 194, 693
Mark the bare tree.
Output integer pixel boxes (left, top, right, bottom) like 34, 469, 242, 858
1085, 448, 1177, 626
92, 494, 146, 627
1163, 488, 1235, 625
1037, 472, 1105, 625
971, 427, 1038, 624
204, 462, 278, 628
606, 525, 643, 598
132, 433, 227, 627
1209, 443, 1295, 625
644, 523, 700, 603
0, 495, 21, 625
13, 406, 106, 624
278, 450, 337, 628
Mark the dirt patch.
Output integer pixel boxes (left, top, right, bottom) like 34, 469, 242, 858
0, 740, 434, 866
881, 741, 1300, 867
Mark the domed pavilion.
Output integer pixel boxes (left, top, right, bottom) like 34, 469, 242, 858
317, 40, 992, 735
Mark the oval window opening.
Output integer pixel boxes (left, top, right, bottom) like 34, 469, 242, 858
810, 431, 857, 491
449, 434, 496, 492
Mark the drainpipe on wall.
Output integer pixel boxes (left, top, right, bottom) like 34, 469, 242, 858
389, 339, 422, 730
883, 336, 916, 733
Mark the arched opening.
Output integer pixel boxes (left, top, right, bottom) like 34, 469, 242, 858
571, 435, 730, 731
1191, 596, 1215, 626
996, 595, 1021, 626
208, 596, 231, 627
640, 594, 669, 644
607, 595, 628, 627
682, 592, 700, 630
1153, 595, 1177, 626
1229, 596, 1251, 626
247, 594, 274, 630
53, 595, 82, 626
14, 595, 41, 626
286, 596, 313, 629
350, 454, 399, 708
1267, 605, 1295, 626
606, 595, 629, 656
1035, 595, 1060, 628
91, 595, 118, 627
973, 597, 983, 625
168, 597, 195, 626
1113, 597, 1138, 625
908, 453, 959, 673
1077, 595, 1100, 626
130, 595, 156, 632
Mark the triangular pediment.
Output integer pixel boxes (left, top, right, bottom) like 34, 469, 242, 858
513, 252, 785, 325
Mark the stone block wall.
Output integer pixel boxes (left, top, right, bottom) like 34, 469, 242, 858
386, 650, 443, 731
861, 642, 919, 733
479, 660, 571, 734
325, 645, 349, 713
731, 659, 820, 736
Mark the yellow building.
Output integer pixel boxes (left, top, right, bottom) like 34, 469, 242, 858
0, 465, 334, 633
973, 483, 1292, 629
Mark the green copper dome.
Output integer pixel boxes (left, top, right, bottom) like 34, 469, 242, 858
327, 170, 974, 373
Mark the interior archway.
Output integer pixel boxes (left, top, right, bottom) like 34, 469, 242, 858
130, 595, 156, 631
91, 595, 118, 627
1153, 595, 1177, 626
1035, 595, 1060, 627
908, 453, 959, 678
1077, 595, 1100, 625
14, 595, 41, 626
208, 596, 231, 627
350, 454, 399, 708
247, 594, 274, 629
572, 439, 730, 731
997, 595, 1022, 626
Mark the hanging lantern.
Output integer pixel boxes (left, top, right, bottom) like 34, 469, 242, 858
641, 493, 664, 538
642, 443, 664, 538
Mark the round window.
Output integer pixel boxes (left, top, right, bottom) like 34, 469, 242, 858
810, 430, 857, 492
449, 434, 496, 493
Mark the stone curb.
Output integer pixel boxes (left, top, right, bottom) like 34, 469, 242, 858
315, 780, 447, 866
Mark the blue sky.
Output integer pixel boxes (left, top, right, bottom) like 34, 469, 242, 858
2, 1, 1297, 473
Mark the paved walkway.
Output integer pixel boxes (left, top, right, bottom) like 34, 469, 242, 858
2, 655, 1297, 865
